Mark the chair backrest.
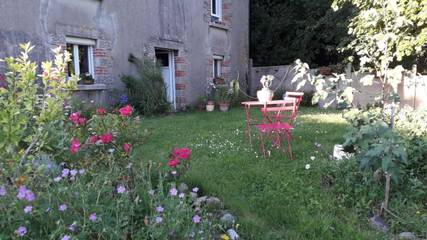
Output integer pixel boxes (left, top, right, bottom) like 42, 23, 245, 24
284, 91, 304, 112
261, 98, 298, 124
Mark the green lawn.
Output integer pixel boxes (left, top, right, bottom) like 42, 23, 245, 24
138, 107, 385, 239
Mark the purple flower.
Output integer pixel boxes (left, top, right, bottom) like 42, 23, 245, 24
25, 191, 35, 202
89, 213, 97, 222
169, 187, 178, 196
17, 186, 35, 202
17, 186, 27, 199
68, 222, 77, 232
192, 187, 199, 193
155, 216, 163, 223
155, 206, 164, 213
117, 185, 126, 194
70, 169, 78, 177
24, 205, 33, 214
179, 193, 185, 199
61, 235, 71, 240
59, 204, 67, 212
54, 176, 62, 182
15, 226, 27, 236
192, 215, 201, 224
61, 168, 70, 177
0, 186, 6, 196
78, 169, 85, 175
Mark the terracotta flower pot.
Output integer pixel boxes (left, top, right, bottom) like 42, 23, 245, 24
219, 102, 230, 112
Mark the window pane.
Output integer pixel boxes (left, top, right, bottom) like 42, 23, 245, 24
212, 0, 217, 15
78, 45, 89, 76
155, 52, 169, 67
66, 44, 75, 76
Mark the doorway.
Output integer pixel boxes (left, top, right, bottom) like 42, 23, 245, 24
155, 49, 176, 110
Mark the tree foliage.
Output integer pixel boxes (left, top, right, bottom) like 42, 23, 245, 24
250, 0, 352, 67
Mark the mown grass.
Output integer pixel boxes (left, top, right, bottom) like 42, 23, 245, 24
138, 107, 386, 239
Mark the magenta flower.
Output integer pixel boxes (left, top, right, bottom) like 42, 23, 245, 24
192, 215, 201, 224
169, 187, 178, 196
117, 185, 126, 194
59, 204, 67, 212
155, 216, 163, 223
61, 235, 71, 240
24, 205, 33, 214
0, 186, 6, 196
89, 213, 97, 222
156, 206, 164, 213
15, 226, 27, 236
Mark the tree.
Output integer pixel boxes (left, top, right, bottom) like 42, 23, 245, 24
250, 0, 352, 67
333, 0, 427, 105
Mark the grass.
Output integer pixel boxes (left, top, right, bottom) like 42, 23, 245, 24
138, 107, 386, 239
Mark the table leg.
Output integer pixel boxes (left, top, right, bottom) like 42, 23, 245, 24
244, 105, 252, 146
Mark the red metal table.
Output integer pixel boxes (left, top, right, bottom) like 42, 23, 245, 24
241, 99, 295, 146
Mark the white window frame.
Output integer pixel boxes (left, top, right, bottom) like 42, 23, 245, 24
211, 0, 222, 20
213, 55, 223, 78
66, 36, 95, 77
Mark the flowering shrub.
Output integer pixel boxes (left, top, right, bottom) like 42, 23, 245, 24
0, 44, 225, 239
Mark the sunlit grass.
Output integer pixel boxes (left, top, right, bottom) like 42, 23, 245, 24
138, 107, 384, 239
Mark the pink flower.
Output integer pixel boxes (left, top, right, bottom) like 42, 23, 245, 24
70, 138, 81, 154
97, 107, 106, 115
168, 158, 180, 168
123, 143, 131, 154
172, 147, 192, 160
118, 105, 133, 117
69, 112, 86, 126
88, 135, 99, 144
100, 133, 113, 144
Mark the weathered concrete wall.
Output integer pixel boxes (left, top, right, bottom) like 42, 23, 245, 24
250, 65, 427, 109
0, 0, 250, 108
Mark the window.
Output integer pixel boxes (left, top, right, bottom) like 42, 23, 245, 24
213, 56, 223, 78
66, 37, 95, 77
211, 0, 222, 20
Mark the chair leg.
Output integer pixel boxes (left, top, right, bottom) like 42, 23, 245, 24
259, 132, 267, 159
285, 131, 293, 160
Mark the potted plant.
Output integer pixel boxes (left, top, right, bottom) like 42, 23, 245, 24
78, 72, 95, 85
215, 85, 232, 112
257, 75, 275, 103
206, 99, 215, 112
196, 96, 206, 111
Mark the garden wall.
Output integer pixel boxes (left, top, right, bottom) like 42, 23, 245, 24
250, 64, 427, 109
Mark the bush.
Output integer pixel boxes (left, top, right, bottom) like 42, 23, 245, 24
121, 54, 170, 115
0, 45, 226, 239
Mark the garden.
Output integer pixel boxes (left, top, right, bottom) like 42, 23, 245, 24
1, 0, 427, 239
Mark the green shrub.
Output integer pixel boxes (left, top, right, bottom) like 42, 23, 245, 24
121, 54, 169, 115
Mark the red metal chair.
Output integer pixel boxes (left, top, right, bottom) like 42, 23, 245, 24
284, 91, 304, 113
255, 99, 298, 159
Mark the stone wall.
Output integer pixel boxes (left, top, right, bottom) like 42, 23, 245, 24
250, 64, 427, 109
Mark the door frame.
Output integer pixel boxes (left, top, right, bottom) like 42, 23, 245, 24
155, 49, 176, 111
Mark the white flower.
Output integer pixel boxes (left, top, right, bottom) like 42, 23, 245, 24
305, 164, 311, 170
310, 156, 315, 161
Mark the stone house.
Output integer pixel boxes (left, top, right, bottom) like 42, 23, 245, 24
0, 0, 249, 110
